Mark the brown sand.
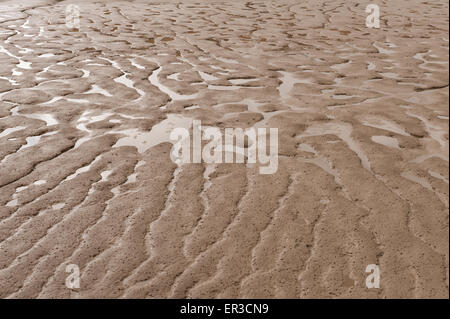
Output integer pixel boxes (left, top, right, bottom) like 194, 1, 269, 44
0, 0, 448, 298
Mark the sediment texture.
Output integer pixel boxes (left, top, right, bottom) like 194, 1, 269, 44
0, 0, 448, 298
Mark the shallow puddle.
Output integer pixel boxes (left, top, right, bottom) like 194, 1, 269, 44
84, 85, 113, 97
229, 78, 256, 85
361, 116, 409, 136
0, 126, 26, 138
198, 71, 218, 81
148, 66, 199, 101
113, 114, 193, 153
371, 135, 400, 149
278, 71, 312, 100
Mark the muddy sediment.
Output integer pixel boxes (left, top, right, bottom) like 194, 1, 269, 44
0, 0, 448, 298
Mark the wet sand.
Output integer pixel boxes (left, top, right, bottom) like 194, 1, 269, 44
0, 0, 448, 298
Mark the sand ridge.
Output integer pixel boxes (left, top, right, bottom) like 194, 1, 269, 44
0, 0, 448, 298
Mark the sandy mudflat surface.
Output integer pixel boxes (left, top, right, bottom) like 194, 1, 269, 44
0, 0, 448, 298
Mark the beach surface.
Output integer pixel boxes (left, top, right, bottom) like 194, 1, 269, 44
0, 0, 448, 298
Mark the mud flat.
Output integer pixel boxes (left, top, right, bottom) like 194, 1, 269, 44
0, 0, 448, 298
